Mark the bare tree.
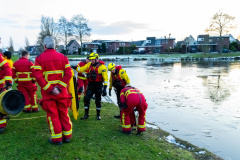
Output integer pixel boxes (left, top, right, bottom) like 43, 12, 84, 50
237, 35, 240, 41
37, 16, 61, 52
8, 37, 14, 53
205, 10, 236, 54
71, 14, 91, 54
58, 16, 73, 54
25, 37, 30, 50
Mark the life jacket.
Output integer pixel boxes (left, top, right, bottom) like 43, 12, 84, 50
112, 66, 126, 88
87, 61, 104, 82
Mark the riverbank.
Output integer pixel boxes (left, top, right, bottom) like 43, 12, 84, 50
6, 55, 223, 159
66, 52, 240, 62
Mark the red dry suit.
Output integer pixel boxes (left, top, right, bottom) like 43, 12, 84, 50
0, 54, 12, 129
76, 60, 88, 100
12, 57, 38, 112
34, 49, 72, 143
120, 86, 148, 132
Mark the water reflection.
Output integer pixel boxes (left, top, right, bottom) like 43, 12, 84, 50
70, 59, 240, 160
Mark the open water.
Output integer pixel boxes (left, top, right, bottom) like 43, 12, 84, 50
71, 57, 240, 160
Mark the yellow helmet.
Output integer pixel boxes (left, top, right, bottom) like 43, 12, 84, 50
108, 63, 115, 71
89, 52, 99, 60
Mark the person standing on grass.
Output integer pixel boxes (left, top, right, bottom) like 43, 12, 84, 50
108, 63, 131, 118
119, 85, 148, 135
34, 36, 72, 145
0, 49, 12, 134
75, 52, 108, 120
12, 50, 38, 113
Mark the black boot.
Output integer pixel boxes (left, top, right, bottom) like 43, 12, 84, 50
114, 115, 121, 118
81, 108, 89, 120
114, 110, 121, 118
96, 109, 101, 120
0, 128, 5, 134
136, 131, 144, 136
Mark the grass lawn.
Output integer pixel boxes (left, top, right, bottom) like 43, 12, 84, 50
0, 98, 222, 160
0, 55, 222, 160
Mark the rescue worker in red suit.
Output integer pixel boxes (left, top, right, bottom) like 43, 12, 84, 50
108, 63, 130, 118
12, 50, 38, 113
120, 86, 148, 135
34, 36, 72, 145
76, 57, 90, 101
0, 49, 12, 134
76, 52, 108, 120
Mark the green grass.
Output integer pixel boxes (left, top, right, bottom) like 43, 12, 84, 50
0, 98, 222, 160
2, 55, 222, 160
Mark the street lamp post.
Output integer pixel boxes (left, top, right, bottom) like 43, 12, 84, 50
168, 33, 171, 55
186, 41, 188, 53
122, 42, 125, 55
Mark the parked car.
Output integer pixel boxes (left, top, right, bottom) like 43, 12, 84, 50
219, 49, 230, 53
133, 50, 139, 54
190, 48, 197, 53
81, 51, 90, 55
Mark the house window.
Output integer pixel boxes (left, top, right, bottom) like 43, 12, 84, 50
73, 46, 76, 48
217, 38, 219, 41
209, 39, 212, 43
146, 40, 151, 43
155, 40, 160, 46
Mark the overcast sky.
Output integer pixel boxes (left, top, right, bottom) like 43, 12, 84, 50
0, 0, 240, 50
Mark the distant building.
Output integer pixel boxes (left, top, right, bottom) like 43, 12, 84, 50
83, 40, 131, 53
197, 34, 230, 52
182, 35, 197, 53
82, 42, 101, 53
104, 40, 131, 53
179, 34, 232, 53
132, 37, 175, 53
26, 45, 42, 55
67, 40, 80, 54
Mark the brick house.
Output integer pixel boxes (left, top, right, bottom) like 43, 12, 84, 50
83, 40, 131, 53
132, 37, 175, 53
82, 42, 101, 53
179, 34, 231, 53
104, 40, 131, 53
67, 40, 80, 54
196, 35, 230, 52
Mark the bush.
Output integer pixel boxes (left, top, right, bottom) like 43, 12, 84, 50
230, 46, 237, 51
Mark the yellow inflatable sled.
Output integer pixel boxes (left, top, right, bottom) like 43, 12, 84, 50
68, 69, 79, 120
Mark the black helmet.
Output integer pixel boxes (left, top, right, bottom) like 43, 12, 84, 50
3, 51, 12, 59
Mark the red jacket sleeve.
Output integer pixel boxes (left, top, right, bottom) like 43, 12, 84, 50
58, 56, 72, 90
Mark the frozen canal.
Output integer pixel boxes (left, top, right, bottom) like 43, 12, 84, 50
71, 57, 240, 160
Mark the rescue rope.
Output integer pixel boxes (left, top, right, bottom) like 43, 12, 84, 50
9, 115, 46, 121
